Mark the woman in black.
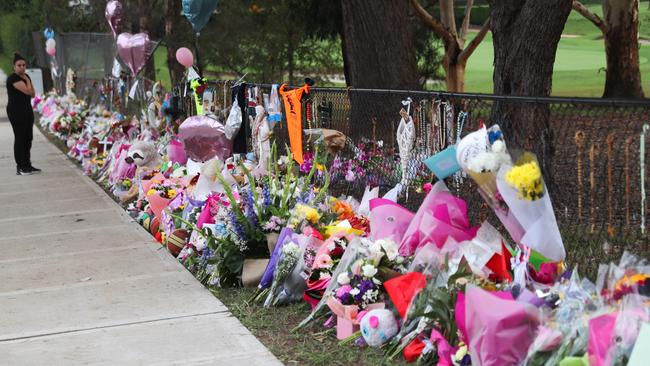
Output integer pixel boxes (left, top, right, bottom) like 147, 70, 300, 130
6, 53, 40, 175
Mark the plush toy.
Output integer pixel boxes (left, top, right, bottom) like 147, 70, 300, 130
360, 309, 399, 347
120, 140, 161, 203
124, 140, 160, 169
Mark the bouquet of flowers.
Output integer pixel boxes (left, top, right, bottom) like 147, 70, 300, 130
496, 152, 565, 262
263, 240, 305, 307
304, 233, 355, 308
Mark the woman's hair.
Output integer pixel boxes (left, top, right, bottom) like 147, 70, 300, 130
13, 53, 26, 65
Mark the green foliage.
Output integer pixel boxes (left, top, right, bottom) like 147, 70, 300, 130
0, 13, 30, 57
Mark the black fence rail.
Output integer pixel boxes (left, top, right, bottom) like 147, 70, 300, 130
180, 83, 650, 277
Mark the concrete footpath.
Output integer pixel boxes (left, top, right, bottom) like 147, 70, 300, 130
0, 72, 283, 365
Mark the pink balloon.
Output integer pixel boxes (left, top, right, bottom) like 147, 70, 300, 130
46, 47, 56, 56
116, 32, 155, 76
178, 116, 233, 162
105, 0, 124, 37
175, 47, 194, 68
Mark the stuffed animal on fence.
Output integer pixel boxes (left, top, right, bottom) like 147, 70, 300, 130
360, 309, 399, 347
120, 141, 161, 203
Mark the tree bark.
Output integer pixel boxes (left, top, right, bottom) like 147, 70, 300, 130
602, 0, 644, 98
138, 0, 156, 82
164, 0, 185, 86
409, 0, 490, 92
489, 0, 573, 183
340, 0, 420, 90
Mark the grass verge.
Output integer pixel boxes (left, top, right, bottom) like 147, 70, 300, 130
211, 287, 408, 366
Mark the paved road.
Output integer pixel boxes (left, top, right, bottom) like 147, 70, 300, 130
0, 76, 282, 365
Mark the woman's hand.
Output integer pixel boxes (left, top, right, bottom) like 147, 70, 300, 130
13, 76, 35, 97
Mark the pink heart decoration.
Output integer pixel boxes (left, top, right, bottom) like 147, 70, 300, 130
116, 32, 155, 76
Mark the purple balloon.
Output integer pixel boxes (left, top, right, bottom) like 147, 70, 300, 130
178, 116, 233, 162
105, 0, 123, 37
116, 32, 155, 76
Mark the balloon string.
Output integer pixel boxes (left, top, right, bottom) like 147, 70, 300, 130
195, 33, 202, 75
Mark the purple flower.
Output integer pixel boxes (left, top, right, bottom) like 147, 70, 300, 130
262, 183, 271, 207
242, 189, 258, 228
354, 279, 375, 302
345, 169, 355, 182
229, 210, 247, 241
300, 152, 314, 173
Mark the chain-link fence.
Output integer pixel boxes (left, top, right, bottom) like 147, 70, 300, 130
183, 83, 650, 277
32, 32, 117, 99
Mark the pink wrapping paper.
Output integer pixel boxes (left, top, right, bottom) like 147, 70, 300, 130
399, 182, 479, 256
196, 194, 219, 228
108, 144, 135, 184
326, 298, 384, 324
430, 329, 455, 366
455, 290, 514, 343
588, 312, 617, 366
465, 285, 540, 366
146, 192, 177, 219
168, 139, 188, 165
369, 198, 414, 243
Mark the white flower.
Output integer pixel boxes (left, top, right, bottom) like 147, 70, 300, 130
362, 264, 378, 278
369, 241, 383, 257
337, 272, 351, 285
283, 242, 301, 256
378, 239, 398, 261
319, 272, 332, 280
328, 242, 336, 252
349, 288, 360, 296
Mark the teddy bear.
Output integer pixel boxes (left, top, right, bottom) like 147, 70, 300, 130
360, 308, 399, 347
119, 140, 161, 203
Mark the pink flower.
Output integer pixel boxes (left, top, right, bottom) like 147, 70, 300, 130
336, 285, 353, 299
303, 226, 324, 240
315, 254, 333, 268
423, 182, 433, 193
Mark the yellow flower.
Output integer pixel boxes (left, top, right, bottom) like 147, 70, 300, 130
315, 163, 325, 171
296, 204, 321, 224
167, 189, 177, 197
305, 208, 320, 224
505, 161, 544, 200
146, 188, 156, 196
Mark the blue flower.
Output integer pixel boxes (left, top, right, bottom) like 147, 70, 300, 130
262, 183, 271, 207
229, 210, 247, 241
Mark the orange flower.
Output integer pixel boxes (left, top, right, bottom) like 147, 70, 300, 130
332, 200, 354, 220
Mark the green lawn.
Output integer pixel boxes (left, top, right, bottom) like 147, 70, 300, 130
464, 1, 650, 96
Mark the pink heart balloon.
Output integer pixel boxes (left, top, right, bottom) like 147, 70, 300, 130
116, 32, 155, 76
105, 0, 124, 37
178, 116, 233, 162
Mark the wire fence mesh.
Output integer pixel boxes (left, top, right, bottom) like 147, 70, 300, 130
181, 83, 650, 277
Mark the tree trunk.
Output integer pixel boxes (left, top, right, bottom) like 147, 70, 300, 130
287, 29, 295, 85
445, 62, 466, 92
164, 0, 185, 86
489, 0, 573, 184
443, 41, 465, 92
341, 0, 420, 137
341, 0, 419, 90
138, 0, 156, 82
602, 0, 644, 98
